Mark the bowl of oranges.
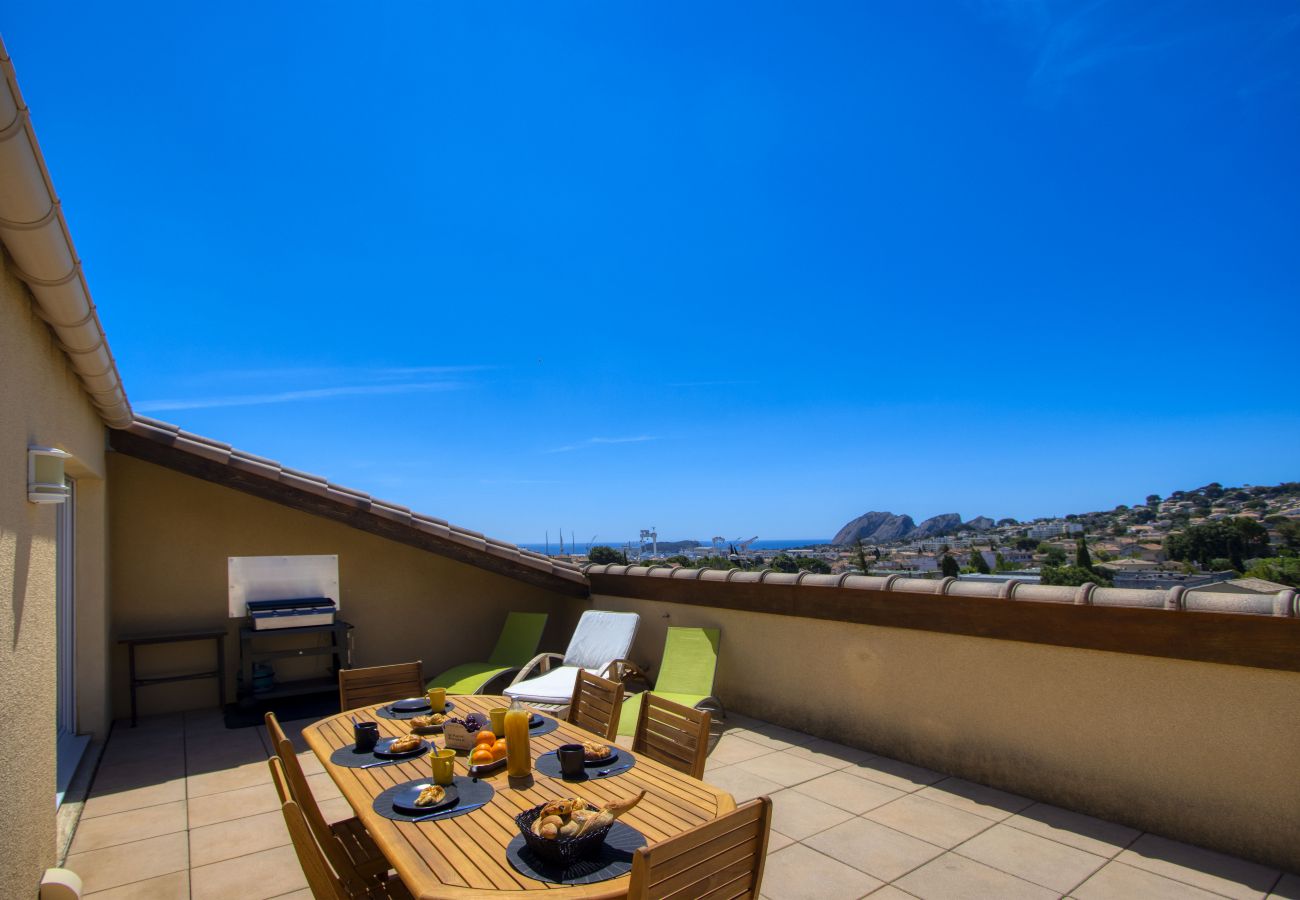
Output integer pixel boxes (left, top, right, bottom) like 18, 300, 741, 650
467, 729, 508, 774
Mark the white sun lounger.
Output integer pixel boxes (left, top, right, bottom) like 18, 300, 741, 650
503, 610, 640, 712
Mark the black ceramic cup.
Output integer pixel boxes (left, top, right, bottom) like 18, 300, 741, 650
557, 743, 586, 779
354, 721, 380, 753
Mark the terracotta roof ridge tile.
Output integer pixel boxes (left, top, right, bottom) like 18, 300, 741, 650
585, 564, 1293, 617
119, 416, 585, 589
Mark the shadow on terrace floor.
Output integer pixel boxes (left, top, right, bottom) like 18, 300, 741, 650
65, 709, 1297, 900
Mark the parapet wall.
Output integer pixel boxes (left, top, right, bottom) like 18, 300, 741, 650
585, 568, 1300, 872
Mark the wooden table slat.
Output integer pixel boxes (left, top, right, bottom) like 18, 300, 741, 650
303, 695, 737, 899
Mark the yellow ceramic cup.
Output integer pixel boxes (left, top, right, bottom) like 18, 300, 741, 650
430, 748, 456, 786
426, 686, 446, 711
489, 707, 507, 735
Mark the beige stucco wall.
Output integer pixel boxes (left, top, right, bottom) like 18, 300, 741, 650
590, 592, 1300, 872
108, 453, 574, 717
0, 250, 110, 892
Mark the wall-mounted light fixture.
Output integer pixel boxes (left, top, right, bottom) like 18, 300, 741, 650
28, 447, 71, 504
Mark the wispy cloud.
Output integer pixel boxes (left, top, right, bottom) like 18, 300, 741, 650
192, 364, 492, 384
479, 478, 565, 485
135, 381, 466, 412
976, 1, 1300, 107
545, 436, 658, 454
668, 380, 757, 388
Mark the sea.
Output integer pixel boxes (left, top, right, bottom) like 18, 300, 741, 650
516, 538, 831, 554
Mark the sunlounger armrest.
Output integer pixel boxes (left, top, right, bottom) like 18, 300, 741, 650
605, 658, 652, 684
508, 652, 565, 686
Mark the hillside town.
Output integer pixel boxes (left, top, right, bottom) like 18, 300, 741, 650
577, 481, 1300, 595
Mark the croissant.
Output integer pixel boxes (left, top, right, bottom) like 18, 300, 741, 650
414, 785, 446, 807
388, 734, 421, 753
571, 790, 647, 836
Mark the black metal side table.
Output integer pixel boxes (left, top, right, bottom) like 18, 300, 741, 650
118, 628, 227, 726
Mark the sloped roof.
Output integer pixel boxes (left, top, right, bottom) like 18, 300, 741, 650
113, 416, 589, 597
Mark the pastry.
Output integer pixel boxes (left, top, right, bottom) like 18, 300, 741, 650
414, 785, 445, 807
582, 741, 611, 761
409, 713, 446, 729
388, 734, 422, 754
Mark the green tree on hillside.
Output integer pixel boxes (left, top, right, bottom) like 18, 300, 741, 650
1146, 494, 1162, 507
971, 550, 990, 574
795, 556, 832, 574
940, 554, 960, 578
769, 554, 798, 573
1244, 557, 1300, 588
853, 539, 872, 574
1076, 538, 1093, 571
1041, 566, 1113, 587
1165, 518, 1272, 570
588, 545, 627, 564
1042, 545, 1067, 566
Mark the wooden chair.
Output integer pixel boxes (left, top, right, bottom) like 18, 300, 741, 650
270, 757, 413, 899
338, 661, 424, 712
566, 668, 625, 740
632, 692, 712, 780
626, 797, 773, 899
265, 713, 390, 888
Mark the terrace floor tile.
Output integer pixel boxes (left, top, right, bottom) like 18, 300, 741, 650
189, 843, 308, 900
186, 780, 283, 829
1071, 860, 1228, 899
707, 732, 779, 766
916, 777, 1033, 821
895, 851, 1058, 900
804, 818, 945, 882
188, 808, 293, 868
83, 870, 189, 900
732, 750, 836, 788
865, 794, 997, 850
954, 822, 1107, 893
703, 764, 785, 803
847, 756, 945, 793
784, 737, 878, 770
65, 832, 189, 895
792, 770, 906, 815
1005, 802, 1141, 858
1116, 833, 1281, 900
768, 788, 857, 841
761, 844, 884, 900
69, 801, 188, 854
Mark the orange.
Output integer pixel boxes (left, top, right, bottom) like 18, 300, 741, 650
470, 747, 494, 765
474, 730, 497, 746
491, 741, 507, 761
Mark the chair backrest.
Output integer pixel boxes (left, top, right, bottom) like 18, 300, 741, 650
562, 610, 640, 670
270, 732, 369, 890
265, 710, 289, 756
339, 661, 424, 711
271, 757, 348, 900
654, 627, 720, 697
567, 669, 625, 740
488, 612, 549, 666
626, 797, 772, 900
632, 693, 712, 779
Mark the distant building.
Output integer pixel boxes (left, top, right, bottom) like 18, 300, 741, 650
1111, 571, 1236, 590
1028, 522, 1085, 540
957, 572, 1042, 585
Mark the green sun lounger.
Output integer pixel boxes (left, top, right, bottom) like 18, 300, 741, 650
425, 611, 548, 695
617, 626, 723, 736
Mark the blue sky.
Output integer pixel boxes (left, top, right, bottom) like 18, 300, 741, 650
7, 2, 1299, 544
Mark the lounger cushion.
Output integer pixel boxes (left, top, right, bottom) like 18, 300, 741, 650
503, 666, 582, 704
563, 610, 640, 669
427, 663, 514, 696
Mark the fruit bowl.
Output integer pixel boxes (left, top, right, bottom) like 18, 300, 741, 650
515, 803, 613, 866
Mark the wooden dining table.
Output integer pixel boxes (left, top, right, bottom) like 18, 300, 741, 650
302, 695, 737, 899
